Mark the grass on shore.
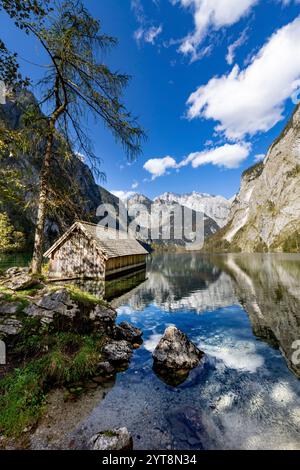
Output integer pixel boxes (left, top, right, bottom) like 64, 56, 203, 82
58, 284, 109, 308
0, 283, 108, 310
0, 278, 111, 439
0, 332, 105, 438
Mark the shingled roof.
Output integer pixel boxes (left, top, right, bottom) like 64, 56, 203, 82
44, 221, 149, 259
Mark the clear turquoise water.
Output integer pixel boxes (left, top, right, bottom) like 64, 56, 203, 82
3, 251, 300, 449
70, 253, 300, 450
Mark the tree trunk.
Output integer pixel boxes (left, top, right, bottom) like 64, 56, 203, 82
31, 128, 54, 275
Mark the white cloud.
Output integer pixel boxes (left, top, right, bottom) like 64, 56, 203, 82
180, 142, 251, 169
134, 25, 163, 45
131, 0, 145, 23
132, 181, 139, 189
144, 333, 163, 352
187, 16, 300, 140
171, 0, 257, 60
111, 190, 135, 201
143, 142, 251, 179
226, 28, 249, 65
204, 340, 264, 373
131, 0, 163, 46
75, 151, 85, 162
146, 25, 163, 43
271, 382, 296, 405
254, 153, 265, 162
143, 156, 178, 179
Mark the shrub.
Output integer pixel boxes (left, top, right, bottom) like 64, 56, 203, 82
0, 212, 25, 253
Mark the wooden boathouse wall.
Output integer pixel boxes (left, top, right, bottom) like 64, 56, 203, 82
48, 228, 106, 280
46, 222, 148, 281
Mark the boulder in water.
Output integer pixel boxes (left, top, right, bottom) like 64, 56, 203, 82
90, 427, 133, 450
103, 340, 133, 364
114, 321, 143, 344
153, 326, 204, 371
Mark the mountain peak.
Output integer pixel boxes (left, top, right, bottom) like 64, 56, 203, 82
114, 190, 232, 227
154, 192, 232, 227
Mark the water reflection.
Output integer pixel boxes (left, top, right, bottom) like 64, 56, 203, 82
2, 251, 300, 449
47, 253, 300, 450
112, 254, 238, 314
213, 253, 300, 378
57, 269, 147, 301
110, 253, 300, 380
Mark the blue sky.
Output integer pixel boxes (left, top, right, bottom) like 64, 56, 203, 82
2, 0, 300, 200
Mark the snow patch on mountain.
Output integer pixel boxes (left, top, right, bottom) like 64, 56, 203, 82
154, 192, 232, 227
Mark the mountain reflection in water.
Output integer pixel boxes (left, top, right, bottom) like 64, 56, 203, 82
39, 253, 300, 450
213, 253, 300, 379
111, 253, 300, 379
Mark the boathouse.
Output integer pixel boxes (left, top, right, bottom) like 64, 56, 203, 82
44, 221, 149, 280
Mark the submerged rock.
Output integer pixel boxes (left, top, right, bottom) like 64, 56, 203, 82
166, 406, 213, 450
114, 321, 143, 344
153, 326, 204, 371
103, 340, 133, 364
153, 365, 190, 387
90, 427, 133, 451
97, 361, 115, 375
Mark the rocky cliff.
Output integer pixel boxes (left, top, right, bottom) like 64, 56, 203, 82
206, 105, 300, 252
0, 90, 121, 249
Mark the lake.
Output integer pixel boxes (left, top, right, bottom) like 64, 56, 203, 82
70, 252, 300, 450
2, 252, 300, 449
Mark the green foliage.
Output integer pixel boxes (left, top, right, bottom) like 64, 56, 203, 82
0, 332, 104, 437
0, 40, 24, 88
242, 161, 264, 180
44, 335, 100, 383
0, 212, 25, 253
60, 284, 108, 307
286, 164, 300, 179
0, 124, 27, 205
0, 286, 31, 306
12, 317, 46, 356
0, 364, 47, 437
201, 225, 233, 253
282, 232, 300, 253
103, 430, 118, 438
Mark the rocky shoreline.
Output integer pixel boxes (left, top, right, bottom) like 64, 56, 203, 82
0, 267, 143, 448
0, 267, 206, 450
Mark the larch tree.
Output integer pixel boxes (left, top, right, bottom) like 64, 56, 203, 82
0, 1, 51, 212
20, 0, 146, 275
0, 0, 50, 87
